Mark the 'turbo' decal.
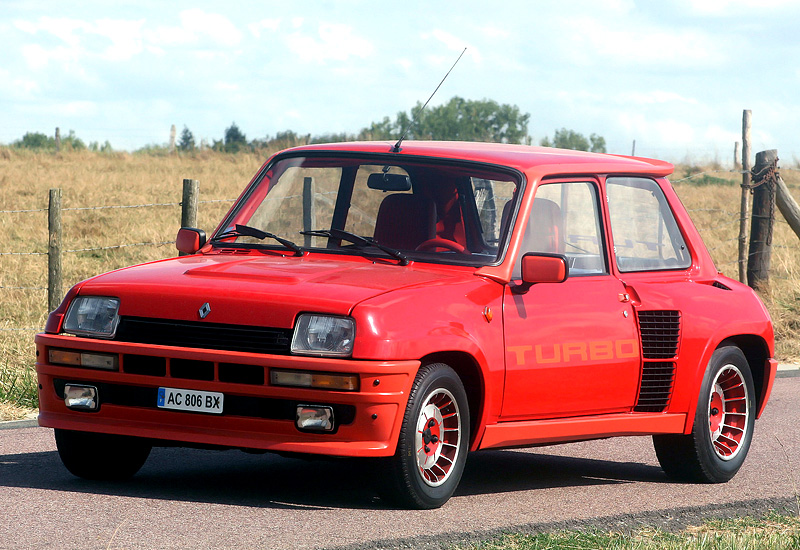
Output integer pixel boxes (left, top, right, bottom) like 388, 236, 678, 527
507, 339, 639, 366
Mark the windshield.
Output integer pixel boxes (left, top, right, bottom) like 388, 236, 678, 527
215, 154, 520, 266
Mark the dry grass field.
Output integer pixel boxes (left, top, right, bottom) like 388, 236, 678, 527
1, 148, 798, 420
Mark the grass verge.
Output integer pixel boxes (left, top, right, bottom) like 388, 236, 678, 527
460, 513, 800, 549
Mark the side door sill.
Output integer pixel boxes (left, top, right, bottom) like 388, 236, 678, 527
479, 412, 687, 450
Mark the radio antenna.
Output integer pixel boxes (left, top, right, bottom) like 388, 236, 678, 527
392, 47, 466, 153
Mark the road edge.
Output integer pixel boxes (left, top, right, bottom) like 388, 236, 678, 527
334, 496, 799, 550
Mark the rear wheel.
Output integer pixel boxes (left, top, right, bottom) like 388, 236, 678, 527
653, 346, 754, 483
54, 429, 152, 480
379, 363, 470, 509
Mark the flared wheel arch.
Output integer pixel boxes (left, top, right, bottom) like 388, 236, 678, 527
418, 351, 485, 450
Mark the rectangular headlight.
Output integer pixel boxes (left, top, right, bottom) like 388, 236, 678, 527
291, 314, 355, 357
63, 296, 120, 339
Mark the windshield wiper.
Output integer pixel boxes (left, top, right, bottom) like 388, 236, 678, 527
211, 224, 304, 257
301, 228, 409, 266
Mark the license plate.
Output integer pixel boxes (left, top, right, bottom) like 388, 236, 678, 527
157, 387, 224, 414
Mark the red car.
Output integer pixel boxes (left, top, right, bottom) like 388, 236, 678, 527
36, 141, 776, 509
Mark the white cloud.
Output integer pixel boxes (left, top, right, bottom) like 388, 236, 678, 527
287, 23, 373, 62
93, 19, 145, 61
14, 17, 88, 47
247, 18, 280, 39
423, 29, 481, 64
703, 124, 738, 144
214, 82, 239, 93
676, 0, 798, 15
14, 16, 146, 66
619, 91, 700, 106
563, 18, 727, 67
61, 100, 98, 116
180, 9, 242, 47
20, 43, 76, 70
146, 10, 242, 48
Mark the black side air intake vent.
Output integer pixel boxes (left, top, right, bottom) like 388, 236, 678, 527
634, 361, 676, 412
712, 280, 732, 291
636, 310, 681, 359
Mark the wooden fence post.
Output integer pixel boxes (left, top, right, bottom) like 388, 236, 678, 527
776, 173, 800, 239
169, 124, 177, 154
181, 179, 199, 224
48, 188, 63, 312
55, 127, 61, 153
738, 109, 752, 283
180, 179, 199, 256
734, 141, 741, 171
746, 150, 777, 290
302, 177, 315, 247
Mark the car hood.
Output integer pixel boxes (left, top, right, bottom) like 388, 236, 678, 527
77, 252, 465, 329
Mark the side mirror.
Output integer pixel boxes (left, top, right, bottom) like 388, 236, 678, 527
176, 227, 207, 255
512, 253, 568, 294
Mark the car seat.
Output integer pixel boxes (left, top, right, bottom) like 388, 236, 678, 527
373, 194, 437, 250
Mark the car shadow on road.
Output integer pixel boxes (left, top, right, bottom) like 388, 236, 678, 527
0, 444, 668, 510
457, 448, 668, 497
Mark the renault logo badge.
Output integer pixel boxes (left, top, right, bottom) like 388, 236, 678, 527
198, 303, 211, 319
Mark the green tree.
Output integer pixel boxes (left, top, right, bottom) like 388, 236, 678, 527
357, 116, 395, 140
357, 97, 530, 144
224, 122, 247, 152
14, 132, 55, 149
89, 140, 114, 153
61, 130, 86, 151
179, 126, 195, 151
540, 128, 607, 153
589, 133, 607, 153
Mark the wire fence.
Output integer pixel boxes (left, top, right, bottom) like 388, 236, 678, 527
1, 172, 798, 333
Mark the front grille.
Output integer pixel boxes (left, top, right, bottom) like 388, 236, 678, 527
115, 317, 292, 355
636, 310, 681, 359
634, 361, 676, 412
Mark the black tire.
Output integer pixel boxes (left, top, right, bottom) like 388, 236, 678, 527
653, 346, 755, 483
54, 429, 152, 480
379, 363, 470, 509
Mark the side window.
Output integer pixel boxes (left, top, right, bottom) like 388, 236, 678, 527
472, 178, 517, 248
514, 181, 606, 278
606, 177, 691, 272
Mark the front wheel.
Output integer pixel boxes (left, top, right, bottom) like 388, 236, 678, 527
653, 346, 755, 483
55, 429, 152, 480
379, 363, 470, 509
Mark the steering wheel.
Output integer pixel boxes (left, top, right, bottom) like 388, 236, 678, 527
415, 238, 469, 254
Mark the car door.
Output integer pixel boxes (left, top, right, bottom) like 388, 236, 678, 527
501, 180, 642, 420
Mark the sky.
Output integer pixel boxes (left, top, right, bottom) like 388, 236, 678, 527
2, 0, 800, 163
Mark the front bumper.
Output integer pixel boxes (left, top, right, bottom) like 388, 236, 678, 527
35, 333, 418, 457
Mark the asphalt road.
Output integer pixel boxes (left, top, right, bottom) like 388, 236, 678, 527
1, 376, 798, 550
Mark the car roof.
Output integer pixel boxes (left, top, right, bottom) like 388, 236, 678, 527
277, 140, 674, 178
